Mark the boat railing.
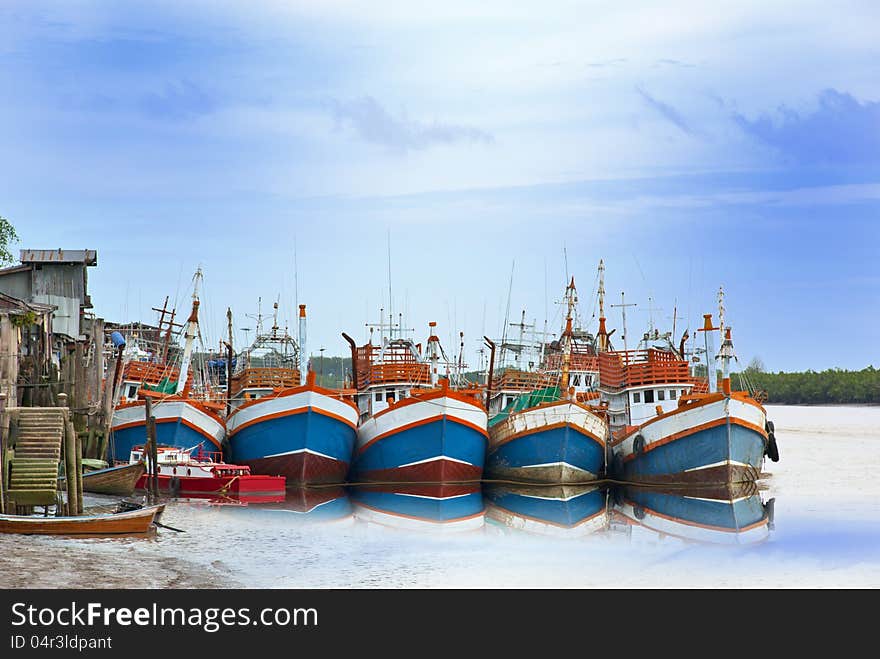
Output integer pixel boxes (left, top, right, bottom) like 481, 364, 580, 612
491, 369, 554, 393
598, 349, 691, 390
230, 367, 300, 396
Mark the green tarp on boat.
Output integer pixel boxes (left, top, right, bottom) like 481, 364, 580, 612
488, 385, 562, 427
142, 376, 177, 394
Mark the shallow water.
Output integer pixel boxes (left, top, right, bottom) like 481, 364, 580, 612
2, 404, 879, 588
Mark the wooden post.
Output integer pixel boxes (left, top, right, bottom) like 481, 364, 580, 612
59, 393, 78, 517
149, 416, 159, 498
0, 393, 7, 515
144, 396, 159, 500
74, 424, 84, 514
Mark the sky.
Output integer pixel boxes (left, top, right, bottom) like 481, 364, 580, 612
1, 1, 878, 372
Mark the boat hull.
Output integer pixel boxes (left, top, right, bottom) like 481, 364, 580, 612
0, 505, 164, 536
486, 401, 607, 484
352, 393, 488, 483
611, 394, 767, 485
135, 473, 285, 497
111, 400, 225, 461
227, 387, 358, 485
61, 462, 146, 496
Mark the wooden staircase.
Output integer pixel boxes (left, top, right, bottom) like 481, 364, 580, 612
6, 408, 66, 508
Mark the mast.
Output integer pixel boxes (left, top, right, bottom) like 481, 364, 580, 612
610, 292, 637, 353
699, 313, 718, 393
561, 277, 576, 396
425, 322, 440, 386
175, 268, 203, 395
597, 259, 609, 352
299, 304, 307, 385
225, 307, 233, 416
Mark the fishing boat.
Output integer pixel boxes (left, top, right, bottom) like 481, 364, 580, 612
611, 483, 772, 545
602, 286, 778, 485
344, 319, 488, 483
484, 483, 609, 537
132, 445, 286, 497
0, 504, 164, 536
485, 278, 609, 483
350, 483, 485, 532
59, 462, 146, 496
109, 270, 226, 462
226, 303, 359, 485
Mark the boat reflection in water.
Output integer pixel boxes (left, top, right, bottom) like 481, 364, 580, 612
349, 484, 485, 533
197, 487, 354, 526
484, 484, 609, 537
610, 482, 774, 546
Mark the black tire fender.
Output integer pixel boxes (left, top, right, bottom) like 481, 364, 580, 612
633, 434, 646, 455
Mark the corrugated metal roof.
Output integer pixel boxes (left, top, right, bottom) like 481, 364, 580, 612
20, 249, 97, 265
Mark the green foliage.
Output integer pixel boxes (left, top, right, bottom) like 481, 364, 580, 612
0, 215, 19, 265
735, 366, 880, 405
10, 310, 38, 328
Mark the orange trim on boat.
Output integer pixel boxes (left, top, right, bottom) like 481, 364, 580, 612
112, 416, 222, 449
229, 381, 358, 415
358, 414, 489, 455
490, 420, 605, 450
622, 417, 767, 462
371, 388, 483, 421
611, 392, 765, 447
228, 404, 357, 437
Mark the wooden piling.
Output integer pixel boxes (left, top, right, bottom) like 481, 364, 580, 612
74, 425, 84, 514
144, 396, 159, 500
59, 393, 78, 517
0, 393, 7, 515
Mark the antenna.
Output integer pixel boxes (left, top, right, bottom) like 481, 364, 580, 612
610, 292, 637, 353
500, 260, 515, 366
387, 229, 393, 340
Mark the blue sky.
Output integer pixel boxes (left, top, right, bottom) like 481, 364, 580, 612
1, 1, 878, 372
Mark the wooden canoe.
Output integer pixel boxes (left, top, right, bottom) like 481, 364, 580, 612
0, 504, 165, 535
59, 462, 147, 496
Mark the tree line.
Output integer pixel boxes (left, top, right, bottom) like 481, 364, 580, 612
736, 365, 880, 405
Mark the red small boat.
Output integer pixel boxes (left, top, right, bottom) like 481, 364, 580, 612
130, 445, 286, 497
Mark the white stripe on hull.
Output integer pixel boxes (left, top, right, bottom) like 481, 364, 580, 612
397, 455, 473, 468
228, 389, 357, 435
112, 400, 225, 444
489, 401, 607, 449
618, 396, 765, 459
263, 447, 337, 461
357, 396, 487, 451
683, 459, 754, 472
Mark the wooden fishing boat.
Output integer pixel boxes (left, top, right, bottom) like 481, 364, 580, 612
110, 270, 226, 462
597, 278, 778, 485
227, 304, 358, 486
132, 445, 286, 497
344, 320, 487, 483
59, 462, 147, 496
486, 278, 608, 484
0, 504, 165, 536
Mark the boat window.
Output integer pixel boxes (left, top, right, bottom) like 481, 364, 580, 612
658, 390, 665, 401
187, 468, 191, 476
128, 385, 137, 398
644, 389, 655, 404
632, 392, 641, 403
374, 391, 382, 402
670, 389, 677, 400
572, 374, 580, 386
